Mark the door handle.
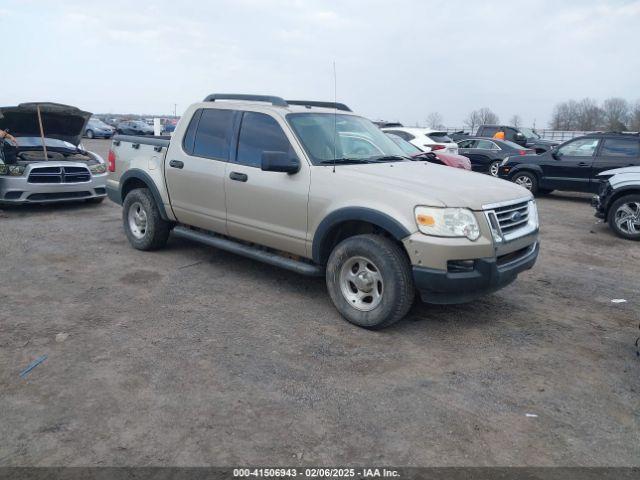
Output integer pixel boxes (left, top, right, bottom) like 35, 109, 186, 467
229, 171, 248, 182
577, 162, 589, 167
169, 160, 184, 169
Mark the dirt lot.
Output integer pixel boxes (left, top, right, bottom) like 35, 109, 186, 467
1, 139, 638, 466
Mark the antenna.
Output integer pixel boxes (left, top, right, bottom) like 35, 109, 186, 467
332, 61, 337, 173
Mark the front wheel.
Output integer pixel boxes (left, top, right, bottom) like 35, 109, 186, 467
488, 160, 501, 177
122, 188, 170, 250
608, 194, 640, 241
86, 129, 94, 139
512, 171, 538, 195
326, 234, 415, 329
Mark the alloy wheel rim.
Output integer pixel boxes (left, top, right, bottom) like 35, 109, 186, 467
515, 175, 533, 190
490, 162, 500, 176
128, 202, 148, 239
339, 256, 384, 312
615, 202, 640, 235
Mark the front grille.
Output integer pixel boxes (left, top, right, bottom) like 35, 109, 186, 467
27, 191, 92, 201
28, 166, 91, 184
493, 201, 529, 234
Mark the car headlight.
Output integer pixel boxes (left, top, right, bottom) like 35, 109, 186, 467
528, 199, 539, 229
89, 163, 107, 174
415, 206, 480, 241
0, 164, 26, 176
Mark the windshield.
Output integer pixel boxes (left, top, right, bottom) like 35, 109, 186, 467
386, 133, 422, 155
426, 132, 453, 143
287, 113, 407, 165
519, 127, 539, 139
15, 137, 78, 150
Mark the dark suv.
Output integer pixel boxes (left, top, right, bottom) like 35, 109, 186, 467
498, 133, 640, 195
476, 125, 557, 154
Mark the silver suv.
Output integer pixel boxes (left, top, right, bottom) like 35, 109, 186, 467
106, 94, 539, 329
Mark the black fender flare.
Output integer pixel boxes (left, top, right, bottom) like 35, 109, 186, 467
508, 164, 544, 180
605, 186, 640, 216
119, 169, 170, 220
312, 207, 411, 264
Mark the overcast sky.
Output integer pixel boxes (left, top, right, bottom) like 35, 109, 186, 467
1, 0, 638, 127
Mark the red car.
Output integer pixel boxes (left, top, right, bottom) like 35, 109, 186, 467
386, 133, 471, 170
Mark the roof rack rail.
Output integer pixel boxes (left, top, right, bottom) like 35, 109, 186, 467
286, 100, 352, 112
203, 94, 288, 107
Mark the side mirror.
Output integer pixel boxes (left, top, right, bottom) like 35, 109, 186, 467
261, 151, 300, 174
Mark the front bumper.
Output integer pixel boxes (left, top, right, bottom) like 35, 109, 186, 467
0, 170, 107, 204
413, 241, 540, 304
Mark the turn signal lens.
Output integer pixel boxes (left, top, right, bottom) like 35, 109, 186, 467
416, 214, 436, 227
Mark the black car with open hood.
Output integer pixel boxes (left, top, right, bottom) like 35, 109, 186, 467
0, 102, 92, 146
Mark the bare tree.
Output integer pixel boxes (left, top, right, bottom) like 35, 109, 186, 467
509, 115, 522, 128
631, 100, 640, 132
576, 98, 604, 130
602, 97, 630, 131
477, 107, 499, 125
550, 100, 580, 130
463, 110, 481, 132
425, 112, 444, 129
464, 108, 498, 132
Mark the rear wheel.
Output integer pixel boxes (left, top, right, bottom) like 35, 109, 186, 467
512, 171, 538, 194
86, 129, 94, 139
608, 194, 640, 241
326, 234, 414, 329
122, 188, 170, 250
488, 160, 500, 177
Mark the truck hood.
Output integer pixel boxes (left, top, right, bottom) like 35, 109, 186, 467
598, 166, 640, 177
0, 103, 92, 146
340, 161, 532, 210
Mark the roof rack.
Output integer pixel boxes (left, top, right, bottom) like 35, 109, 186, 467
203, 94, 288, 107
286, 100, 352, 112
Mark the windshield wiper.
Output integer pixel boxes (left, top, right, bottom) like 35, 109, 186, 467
369, 155, 409, 163
319, 158, 372, 165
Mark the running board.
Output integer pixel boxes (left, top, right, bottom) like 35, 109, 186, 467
172, 226, 324, 277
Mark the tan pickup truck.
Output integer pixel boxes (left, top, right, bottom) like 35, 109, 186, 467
106, 94, 539, 329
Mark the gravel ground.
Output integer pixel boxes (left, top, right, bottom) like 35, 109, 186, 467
0, 139, 638, 466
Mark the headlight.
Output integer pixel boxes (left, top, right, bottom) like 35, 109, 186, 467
528, 199, 539, 229
415, 206, 480, 241
89, 163, 107, 174
0, 164, 26, 176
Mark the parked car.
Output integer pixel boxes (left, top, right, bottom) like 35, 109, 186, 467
115, 120, 154, 135
161, 120, 177, 135
449, 131, 471, 142
106, 93, 538, 329
457, 137, 535, 176
84, 117, 115, 139
386, 133, 471, 170
381, 127, 459, 155
476, 125, 558, 154
592, 166, 640, 240
499, 132, 640, 195
0, 102, 107, 204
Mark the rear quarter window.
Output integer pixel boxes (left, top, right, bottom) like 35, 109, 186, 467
600, 138, 640, 158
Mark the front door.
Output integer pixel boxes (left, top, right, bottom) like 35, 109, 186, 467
224, 111, 310, 257
542, 137, 599, 191
164, 108, 236, 234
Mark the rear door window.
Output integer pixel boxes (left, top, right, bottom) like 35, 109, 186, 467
236, 112, 295, 168
600, 138, 640, 158
476, 140, 496, 150
192, 108, 235, 161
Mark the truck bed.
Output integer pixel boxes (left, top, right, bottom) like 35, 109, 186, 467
113, 134, 171, 149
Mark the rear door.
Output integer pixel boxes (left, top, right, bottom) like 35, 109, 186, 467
224, 111, 310, 257
542, 137, 599, 191
164, 108, 236, 233
592, 137, 640, 187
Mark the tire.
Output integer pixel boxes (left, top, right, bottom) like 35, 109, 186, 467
122, 188, 170, 250
325, 234, 415, 329
488, 160, 501, 177
87, 197, 105, 204
512, 171, 538, 194
86, 129, 94, 139
607, 194, 640, 241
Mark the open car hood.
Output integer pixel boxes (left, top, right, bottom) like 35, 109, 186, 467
0, 102, 92, 146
